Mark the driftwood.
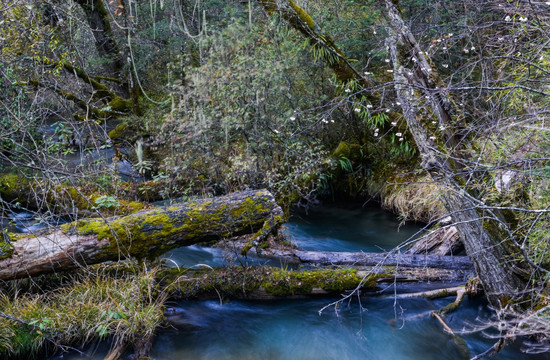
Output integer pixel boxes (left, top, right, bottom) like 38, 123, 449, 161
0, 190, 283, 280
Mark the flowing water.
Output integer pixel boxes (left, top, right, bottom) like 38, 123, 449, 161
57, 203, 546, 359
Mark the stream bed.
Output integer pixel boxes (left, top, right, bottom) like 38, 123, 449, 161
58, 203, 544, 359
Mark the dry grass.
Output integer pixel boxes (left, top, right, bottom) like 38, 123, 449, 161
380, 174, 448, 223
0, 263, 166, 358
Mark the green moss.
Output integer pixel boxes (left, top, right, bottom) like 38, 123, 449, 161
108, 97, 132, 112
261, 268, 373, 296
163, 266, 376, 299
0, 235, 14, 260
63, 191, 278, 261
288, 0, 315, 29
0, 173, 30, 203
108, 122, 127, 140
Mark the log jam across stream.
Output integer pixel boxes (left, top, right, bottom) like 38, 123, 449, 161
57, 202, 546, 360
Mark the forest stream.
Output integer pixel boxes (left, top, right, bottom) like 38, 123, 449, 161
55, 204, 546, 360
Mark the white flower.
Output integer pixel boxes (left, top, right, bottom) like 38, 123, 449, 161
436, 39, 441, 43
471, 46, 475, 51
274, 129, 279, 134
448, 33, 453, 37
375, 128, 379, 132
439, 126, 445, 131
322, 119, 328, 124
463, 48, 469, 53
498, 37, 504, 41
459, 103, 464, 106
408, 72, 413, 76
429, 136, 436, 140
396, 132, 403, 137
387, 69, 394, 73
442, 64, 449, 68
443, 46, 448, 50
391, 121, 397, 126
373, 30, 377, 35
505, 15, 511, 22
425, 96, 430, 99
364, 71, 372, 75
345, 89, 351, 93
290, 116, 296, 121
366, 104, 373, 109
330, 119, 335, 123
385, 109, 390, 113
412, 57, 417, 62
418, 51, 423, 55
399, 137, 404, 142
385, 59, 390, 63
374, 133, 378, 137
519, 17, 527, 22
354, 108, 361, 112
432, 121, 437, 124
396, 102, 401, 105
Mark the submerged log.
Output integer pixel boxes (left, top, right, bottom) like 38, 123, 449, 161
0, 190, 283, 280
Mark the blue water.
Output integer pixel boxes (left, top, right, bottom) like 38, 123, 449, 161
284, 203, 422, 252
57, 204, 546, 359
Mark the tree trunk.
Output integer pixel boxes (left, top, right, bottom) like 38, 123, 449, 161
384, 0, 526, 306
0, 190, 283, 280
75, 0, 125, 79
257, 0, 365, 85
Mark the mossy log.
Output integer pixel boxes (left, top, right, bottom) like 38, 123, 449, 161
160, 265, 470, 300
0, 190, 283, 280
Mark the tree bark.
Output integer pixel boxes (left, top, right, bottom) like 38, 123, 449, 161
292, 250, 473, 271
384, 0, 527, 306
406, 226, 462, 256
0, 190, 283, 280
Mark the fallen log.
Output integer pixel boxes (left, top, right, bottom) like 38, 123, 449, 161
291, 250, 473, 271
0, 190, 283, 280
160, 265, 471, 300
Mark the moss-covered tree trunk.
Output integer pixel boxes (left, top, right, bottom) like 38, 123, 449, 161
384, 0, 526, 306
0, 190, 283, 280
